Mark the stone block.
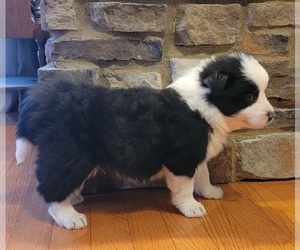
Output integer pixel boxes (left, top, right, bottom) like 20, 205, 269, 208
38, 61, 100, 85
169, 58, 202, 81
243, 33, 290, 54
236, 133, 295, 180
260, 58, 294, 78
51, 37, 163, 61
267, 76, 295, 101
267, 109, 295, 129
208, 145, 233, 184
41, 0, 77, 31
104, 72, 162, 89
175, 4, 241, 45
261, 58, 295, 106
247, 2, 295, 28
90, 2, 166, 32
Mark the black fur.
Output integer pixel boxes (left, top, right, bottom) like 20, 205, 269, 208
200, 55, 259, 116
17, 82, 212, 203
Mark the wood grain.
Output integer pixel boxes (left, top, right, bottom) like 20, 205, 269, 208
154, 188, 219, 249
221, 183, 294, 249
123, 188, 175, 250
91, 192, 133, 250
5, 122, 296, 249
49, 197, 91, 250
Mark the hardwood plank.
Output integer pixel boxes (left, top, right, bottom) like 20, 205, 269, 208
6, 130, 53, 250
49, 196, 91, 250
6, 180, 53, 250
296, 180, 300, 249
219, 183, 294, 249
0, 117, 5, 250
5, 124, 16, 147
91, 192, 133, 250
236, 181, 294, 234
6, 123, 53, 250
261, 180, 295, 208
154, 188, 219, 249
123, 188, 176, 250
200, 184, 258, 249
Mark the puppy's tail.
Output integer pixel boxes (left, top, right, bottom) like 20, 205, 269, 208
15, 138, 35, 165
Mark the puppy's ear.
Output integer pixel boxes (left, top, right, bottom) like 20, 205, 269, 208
203, 70, 228, 97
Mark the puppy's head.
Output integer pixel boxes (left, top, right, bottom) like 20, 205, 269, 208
200, 53, 274, 130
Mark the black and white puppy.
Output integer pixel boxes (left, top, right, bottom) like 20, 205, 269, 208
16, 53, 274, 229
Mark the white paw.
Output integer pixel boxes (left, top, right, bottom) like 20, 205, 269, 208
178, 200, 207, 218
57, 211, 87, 230
198, 185, 224, 200
48, 202, 87, 229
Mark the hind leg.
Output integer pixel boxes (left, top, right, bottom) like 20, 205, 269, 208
37, 168, 92, 229
46, 180, 89, 229
36, 145, 96, 229
41, 177, 89, 229
48, 191, 87, 229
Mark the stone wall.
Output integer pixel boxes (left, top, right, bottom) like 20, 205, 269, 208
39, 0, 296, 190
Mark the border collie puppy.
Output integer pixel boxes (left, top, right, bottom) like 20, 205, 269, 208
16, 53, 274, 229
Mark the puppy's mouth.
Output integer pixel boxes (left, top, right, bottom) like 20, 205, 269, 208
267, 113, 275, 124
267, 118, 274, 125
242, 118, 269, 129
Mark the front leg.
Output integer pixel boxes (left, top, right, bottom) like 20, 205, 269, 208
194, 162, 223, 199
164, 168, 206, 218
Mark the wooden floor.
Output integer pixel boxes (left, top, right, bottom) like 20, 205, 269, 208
5, 121, 297, 249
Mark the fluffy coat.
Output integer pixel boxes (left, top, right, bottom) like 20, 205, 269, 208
16, 53, 274, 229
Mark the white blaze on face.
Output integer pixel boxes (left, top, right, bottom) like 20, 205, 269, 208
235, 53, 274, 129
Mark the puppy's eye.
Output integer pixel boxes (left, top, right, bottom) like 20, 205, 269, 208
246, 94, 256, 102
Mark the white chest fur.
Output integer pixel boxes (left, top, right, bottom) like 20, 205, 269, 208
206, 128, 228, 161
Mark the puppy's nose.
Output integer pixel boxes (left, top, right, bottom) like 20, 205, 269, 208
267, 111, 275, 122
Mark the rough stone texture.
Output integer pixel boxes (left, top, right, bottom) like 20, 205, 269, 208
261, 58, 294, 78
38, 61, 100, 85
267, 76, 295, 101
175, 4, 241, 45
41, 0, 77, 31
243, 33, 290, 54
247, 2, 295, 28
104, 72, 162, 89
51, 38, 163, 61
261, 58, 295, 105
267, 109, 295, 128
208, 145, 233, 184
236, 133, 295, 180
169, 58, 202, 81
90, 2, 166, 32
